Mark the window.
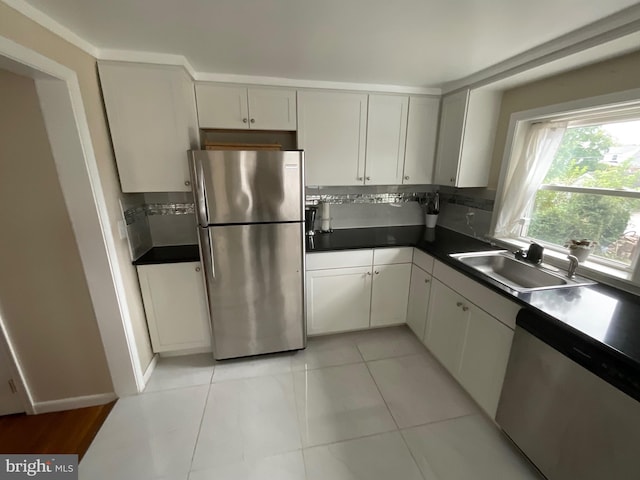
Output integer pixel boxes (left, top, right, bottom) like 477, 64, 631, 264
494, 92, 640, 284
526, 120, 640, 270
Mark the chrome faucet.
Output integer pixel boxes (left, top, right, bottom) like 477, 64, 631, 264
567, 255, 579, 278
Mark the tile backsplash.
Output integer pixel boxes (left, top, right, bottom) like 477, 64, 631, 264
437, 187, 495, 239
121, 185, 498, 260
121, 192, 198, 259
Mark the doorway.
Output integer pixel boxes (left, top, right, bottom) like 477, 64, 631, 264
0, 36, 144, 413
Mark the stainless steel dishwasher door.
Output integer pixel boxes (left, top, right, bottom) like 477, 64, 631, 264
496, 327, 640, 480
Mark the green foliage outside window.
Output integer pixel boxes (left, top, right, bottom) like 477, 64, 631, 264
527, 125, 640, 265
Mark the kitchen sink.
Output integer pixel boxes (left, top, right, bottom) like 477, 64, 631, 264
450, 250, 595, 292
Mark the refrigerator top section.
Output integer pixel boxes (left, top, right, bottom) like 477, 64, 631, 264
190, 150, 304, 226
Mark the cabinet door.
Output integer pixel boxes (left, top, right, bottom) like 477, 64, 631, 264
458, 307, 514, 417
298, 90, 368, 186
248, 87, 297, 130
403, 96, 439, 184
138, 262, 211, 353
99, 62, 197, 192
425, 279, 470, 375
195, 84, 249, 129
456, 89, 502, 188
406, 265, 432, 340
306, 266, 372, 335
370, 263, 412, 327
433, 90, 468, 186
364, 95, 408, 185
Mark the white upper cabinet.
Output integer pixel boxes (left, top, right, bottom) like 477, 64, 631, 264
298, 90, 368, 186
195, 84, 297, 130
247, 87, 297, 130
434, 88, 502, 188
364, 94, 409, 185
403, 96, 440, 184
98, 62, 199, 192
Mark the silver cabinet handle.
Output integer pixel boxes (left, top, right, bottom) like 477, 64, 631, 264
374, 270, 380, 275
462, 306, 469, 312
357, 176, 363, 181
195, 266, 201, 272
366, 271, 372, 276
456, 302, 463, 307
242, 118, 248, 123
184, 180, 191, 186
404, 176, 410, 180
424, 278, 430, 283
250, 118, 255, 124
366, 176, 371, 181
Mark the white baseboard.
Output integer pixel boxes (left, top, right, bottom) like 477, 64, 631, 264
142, 354, 159, 385
32, 392, 117, 414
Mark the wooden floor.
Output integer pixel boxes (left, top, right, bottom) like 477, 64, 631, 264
0, 401, 116, 460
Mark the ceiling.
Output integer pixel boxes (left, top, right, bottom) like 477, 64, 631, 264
15, 0, 640, 88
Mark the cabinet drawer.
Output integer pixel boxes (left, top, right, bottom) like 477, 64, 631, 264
412, 248, 435, 273
373, 247, 413, 265
306, 249, 373, 270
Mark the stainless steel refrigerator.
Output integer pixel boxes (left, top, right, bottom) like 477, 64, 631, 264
189, 149, 306, 360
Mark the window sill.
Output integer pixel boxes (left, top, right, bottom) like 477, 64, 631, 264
488, 236, 640, 295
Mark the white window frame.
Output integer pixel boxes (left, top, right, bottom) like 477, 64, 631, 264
490, 87, 640, 294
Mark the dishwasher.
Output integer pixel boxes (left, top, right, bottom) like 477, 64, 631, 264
496, 309, 640, 480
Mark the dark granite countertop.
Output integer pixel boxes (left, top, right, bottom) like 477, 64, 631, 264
132, 244, 200, 265
309, 225, 640, 378
134, 226, 640, 379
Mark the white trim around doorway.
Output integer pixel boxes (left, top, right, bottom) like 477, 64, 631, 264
0, 35, 144, 408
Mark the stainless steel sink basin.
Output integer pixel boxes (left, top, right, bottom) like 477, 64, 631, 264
450, 250, 595, 292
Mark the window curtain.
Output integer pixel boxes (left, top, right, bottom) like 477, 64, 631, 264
494, 121, 568, 237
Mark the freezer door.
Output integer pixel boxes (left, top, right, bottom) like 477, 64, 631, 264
200, 223, 305, 359
190, 150, 304, 225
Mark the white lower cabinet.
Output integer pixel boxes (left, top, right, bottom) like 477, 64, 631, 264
425, 280, 470, 375
137, 262, 211, 353
405, 265, 432, 339
458, 307, 514, 417
424, 276, 515, 418
370, 263, 412, 327
305, 248, 412, 335
305, 266, 373, 335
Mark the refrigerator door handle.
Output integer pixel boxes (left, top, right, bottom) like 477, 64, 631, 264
192, 156, 208, 226
208, 228, 216, 279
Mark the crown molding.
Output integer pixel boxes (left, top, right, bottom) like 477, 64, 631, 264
441, 3, 640, 93
2, 0, 98, 57
98, 48, 198, 78
5, 0, 640, 95
193, 72, 441, 95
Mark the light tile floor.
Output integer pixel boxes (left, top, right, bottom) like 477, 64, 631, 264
80, 326, 543, 480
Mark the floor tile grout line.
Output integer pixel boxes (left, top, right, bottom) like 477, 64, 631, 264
288, 369, 307, 458
398, 428, 429, 480
362, 358, 402, 432
400, 412, 479, 431
187, 382, 214, 475
361, 348, 429, 364
364, 351, 440, 480
301, 425, 400, 451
